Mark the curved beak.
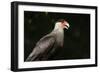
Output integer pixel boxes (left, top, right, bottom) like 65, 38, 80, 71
64, 23, 70, 29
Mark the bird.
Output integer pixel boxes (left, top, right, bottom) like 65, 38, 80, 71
26, 19, 70, 61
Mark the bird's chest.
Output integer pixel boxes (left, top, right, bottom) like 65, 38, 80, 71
56, 32, 64, 47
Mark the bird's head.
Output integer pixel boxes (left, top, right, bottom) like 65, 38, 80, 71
55, 19, 70, 30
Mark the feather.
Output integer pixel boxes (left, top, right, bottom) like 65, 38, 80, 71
26, 19, 69, 61
26, 35, 56, 61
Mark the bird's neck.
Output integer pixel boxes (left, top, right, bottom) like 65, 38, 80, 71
53, 23, 64, 33
51, 25, 64, 47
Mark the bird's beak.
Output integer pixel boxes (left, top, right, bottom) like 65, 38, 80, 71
64, 23, 70, 29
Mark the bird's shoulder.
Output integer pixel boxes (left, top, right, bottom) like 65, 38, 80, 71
36, 34, 56, 46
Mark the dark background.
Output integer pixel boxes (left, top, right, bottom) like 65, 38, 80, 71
24, 11, 90, 61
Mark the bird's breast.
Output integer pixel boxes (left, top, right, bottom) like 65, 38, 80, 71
55, 31, 64, 47
51, 28, 64, 47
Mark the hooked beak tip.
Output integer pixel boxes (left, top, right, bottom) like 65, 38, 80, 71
65, 23, 70, 29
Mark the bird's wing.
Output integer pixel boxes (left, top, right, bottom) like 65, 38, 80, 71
36, 35, 56, 50
26, 35, 56, 61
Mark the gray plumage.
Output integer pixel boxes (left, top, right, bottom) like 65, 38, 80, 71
26, 19, 69, 61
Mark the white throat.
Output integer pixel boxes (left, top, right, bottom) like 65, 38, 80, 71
51, 22, 64, 46
54, 22, 62, 29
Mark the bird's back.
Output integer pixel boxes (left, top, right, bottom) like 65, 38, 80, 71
26, 28, 64, 61
26, 33, 57, 61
